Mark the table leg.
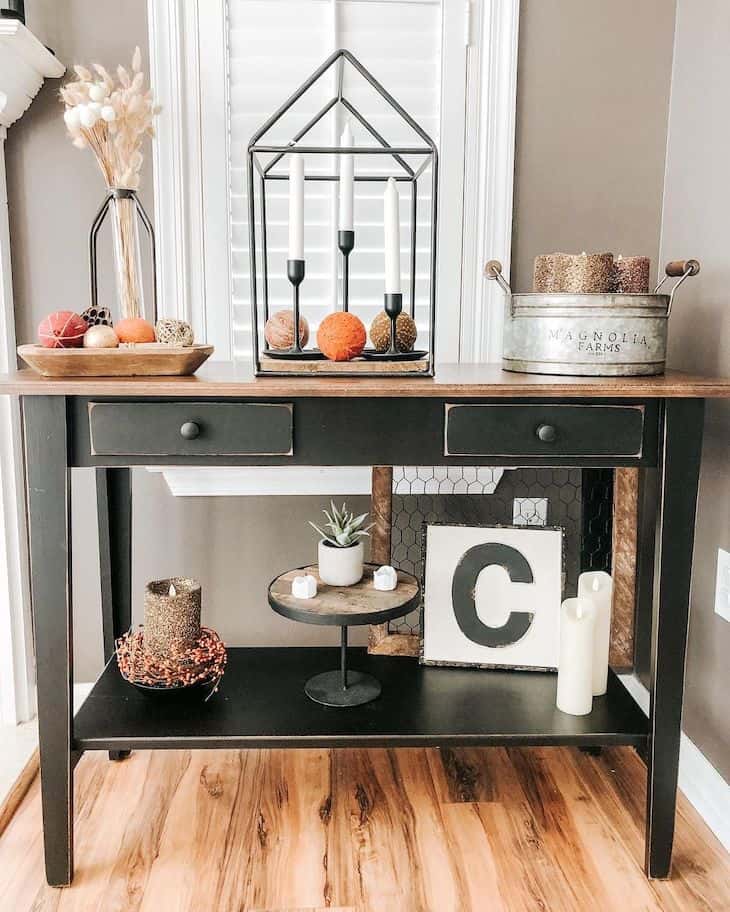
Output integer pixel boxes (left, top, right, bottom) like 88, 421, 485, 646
646, 398, 704, 879
23, 396, 74, 886
96, 467, 132, 762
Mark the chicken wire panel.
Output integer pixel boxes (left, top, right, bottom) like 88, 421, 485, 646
580, 468, 613, 573
388, 467, 583, 635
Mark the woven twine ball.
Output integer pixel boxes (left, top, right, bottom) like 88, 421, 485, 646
611, 256, 650, 294
143, 577, 201, 660
264, 310, 310, 350
155, 318, 194, 346
369, 311, 418, 353
561, 252, 614, 294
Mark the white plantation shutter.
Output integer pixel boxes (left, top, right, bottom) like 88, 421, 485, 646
228, 0, 443, 360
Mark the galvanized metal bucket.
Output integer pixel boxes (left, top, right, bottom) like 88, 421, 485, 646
484, 259, 700, 376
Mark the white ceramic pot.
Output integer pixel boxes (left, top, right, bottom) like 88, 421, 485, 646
318, 539, 364, 587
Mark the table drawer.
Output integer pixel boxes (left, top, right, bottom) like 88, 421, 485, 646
445, 404, 645, 458
89, 401, 293, 457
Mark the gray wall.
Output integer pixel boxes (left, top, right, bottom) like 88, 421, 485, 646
512, 0, 675, 292
7, 2, 679, 684
656, 0, 730, 783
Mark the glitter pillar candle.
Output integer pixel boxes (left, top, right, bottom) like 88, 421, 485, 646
144, 577, 202, 659
612, 255, 650, 294
562, 252, 614, 293
533, 253, 568, 293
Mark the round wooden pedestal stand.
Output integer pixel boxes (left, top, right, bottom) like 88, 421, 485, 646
268, 563, 420, 707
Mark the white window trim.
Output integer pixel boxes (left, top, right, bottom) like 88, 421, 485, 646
0, 21, 65, 724
147, 0, 519, 496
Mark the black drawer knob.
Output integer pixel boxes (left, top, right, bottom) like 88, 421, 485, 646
536, 423, 557, 443
180, 421, 201, 440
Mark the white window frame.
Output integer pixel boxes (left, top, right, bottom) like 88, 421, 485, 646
0, 21, 65, 725
147, 0, 518, 494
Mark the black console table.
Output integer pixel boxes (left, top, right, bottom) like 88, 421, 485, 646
2, 362, 727, 886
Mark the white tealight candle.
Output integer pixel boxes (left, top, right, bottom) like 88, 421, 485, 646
292, 574, 317, 599
384, 177, 401, 294
578, 570, 613, 696
338, 121, 354, 231
288, 154, 304, 260
373, 565, 398, 591
556, 597, 595, 716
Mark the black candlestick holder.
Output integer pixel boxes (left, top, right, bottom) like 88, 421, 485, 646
338, 230, 354, 311
287, 258, 305, 353
384, 292, 402, 354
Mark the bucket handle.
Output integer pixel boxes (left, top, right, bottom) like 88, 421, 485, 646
654, 259, 700, 315
484, 260, 515, 316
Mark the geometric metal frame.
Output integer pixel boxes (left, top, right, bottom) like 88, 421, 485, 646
247, 49, 438, 376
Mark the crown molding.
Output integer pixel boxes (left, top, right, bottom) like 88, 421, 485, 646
0, 19, 65, 130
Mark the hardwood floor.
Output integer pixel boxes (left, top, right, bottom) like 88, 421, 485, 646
0, 746, 727, 912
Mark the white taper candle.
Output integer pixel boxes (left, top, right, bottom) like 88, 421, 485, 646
556, 597, 595, 716
288, 154, 304, 260
384, 177, 401, 294
578, 570, 613, 696
338, 121, 354, 231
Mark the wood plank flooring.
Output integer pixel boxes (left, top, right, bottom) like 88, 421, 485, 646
0, 746, 727, 912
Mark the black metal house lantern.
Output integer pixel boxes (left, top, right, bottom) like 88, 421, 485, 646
247, 49, 438, 377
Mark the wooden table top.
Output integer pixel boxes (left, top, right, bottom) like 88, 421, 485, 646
1, 363, 729, 398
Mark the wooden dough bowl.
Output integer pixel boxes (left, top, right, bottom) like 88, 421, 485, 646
18, 343, 214, 378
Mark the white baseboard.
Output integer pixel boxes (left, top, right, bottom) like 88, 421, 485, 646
619, 674, 730, 852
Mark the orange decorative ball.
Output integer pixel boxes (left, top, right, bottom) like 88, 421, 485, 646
317, 312, 366, 361
115, 317, 156, 344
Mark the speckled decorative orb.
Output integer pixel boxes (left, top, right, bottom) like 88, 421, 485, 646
369, 311, 417, 353
317, 312, 366, 361
83, 324, 119, 348
264, 310, 309, 350
80, 305, 113, 327
156, 318, 194, 347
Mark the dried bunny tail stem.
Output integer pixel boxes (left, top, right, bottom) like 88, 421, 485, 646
111, 196, 142, 318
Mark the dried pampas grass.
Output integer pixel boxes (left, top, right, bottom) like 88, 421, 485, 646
60, 46, 159, 191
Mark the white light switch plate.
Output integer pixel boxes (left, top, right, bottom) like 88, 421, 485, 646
714, 548, 730, 622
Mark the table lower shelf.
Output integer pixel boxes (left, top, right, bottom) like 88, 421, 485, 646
73, 647, 648, 751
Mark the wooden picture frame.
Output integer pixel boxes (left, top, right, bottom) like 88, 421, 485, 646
367, 466, 421, 657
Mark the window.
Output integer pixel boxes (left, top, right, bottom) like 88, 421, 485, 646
150, 0, 518, 365
231, 0, 446, 361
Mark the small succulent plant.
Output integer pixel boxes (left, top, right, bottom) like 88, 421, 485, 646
309, 501, 374, 548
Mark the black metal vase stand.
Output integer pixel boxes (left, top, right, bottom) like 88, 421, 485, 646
89, 187, 158, 322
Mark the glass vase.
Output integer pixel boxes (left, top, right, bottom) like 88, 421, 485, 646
109, 189, 145, 321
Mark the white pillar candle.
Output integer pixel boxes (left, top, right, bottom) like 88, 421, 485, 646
578, 570, 613, 696
384, 177, 401, 294
556, 597, 595, 716
288, 153, 304, 260
338, 121, 354, 231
